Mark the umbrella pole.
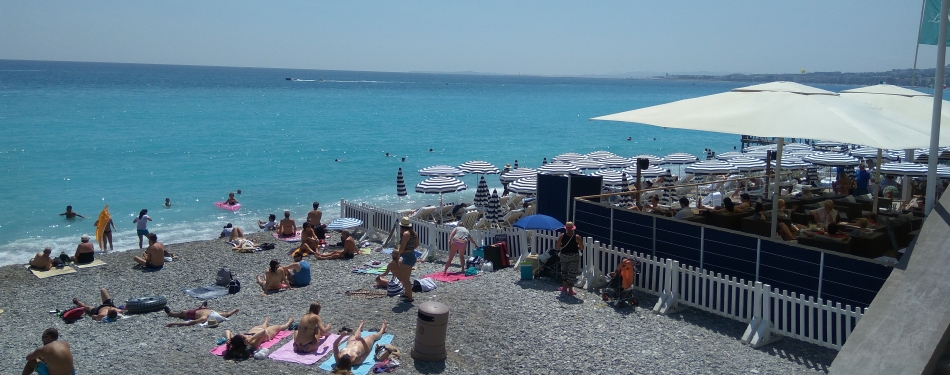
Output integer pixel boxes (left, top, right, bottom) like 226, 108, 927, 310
872, 149, 882, 212
926, 0, 949, 215
770, 139, 784, 239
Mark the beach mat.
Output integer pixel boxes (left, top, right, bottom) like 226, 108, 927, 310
353, 266, 388, 275
359, 247, 372, 255
268, 334, 340, 365
423, 271, 477, 283
273, 231, 302, 242
210, 330, 292, 356
75, 259, 107, 269
319, 332, 394, 375
25, 265, 76, 278
182, 285, 229, 300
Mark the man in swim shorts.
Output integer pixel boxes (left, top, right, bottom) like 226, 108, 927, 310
164, 301, 239, 327
293, 302, 332, 353
313, 230, 358, 260
307, 202, 323, 228
23, 328, 75, 375
133, 233, 165, 269
72, 288, 126, 322
279, 210, 297, 238
30, 247, 54, 271
332, 320, 388, 372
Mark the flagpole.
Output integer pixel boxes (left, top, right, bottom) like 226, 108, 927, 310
925, 0, 949, 215
913, 0, 928, 87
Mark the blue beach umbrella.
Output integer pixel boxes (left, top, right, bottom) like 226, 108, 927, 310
396, 168, 407, 197
513, 214, 564, 231
327, 217, 363, 230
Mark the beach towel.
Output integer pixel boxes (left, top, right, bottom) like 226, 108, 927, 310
268, 334, 340, 365
423, 271, 477, 283
318, 333, 394, 375
25, 265, 76, 278
359, 247, 372, 255
273, 231, 302, 242
75, 259, 107, 269
210, 330, 292, 356
182, 285, 230, 300
381, 248, 395, 254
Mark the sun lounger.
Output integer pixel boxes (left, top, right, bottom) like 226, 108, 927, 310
524, 204, 537, 216
507, 195, 526, 210
412, 206, 437, 221
434, 205, 455, 223
474, 218, 490, 230
499, 211, 524, 228
459, 211, 482, 230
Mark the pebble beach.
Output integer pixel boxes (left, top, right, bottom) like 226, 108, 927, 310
0, 230, 838, 374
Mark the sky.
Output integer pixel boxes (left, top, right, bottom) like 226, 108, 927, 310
0, 1, 941, 76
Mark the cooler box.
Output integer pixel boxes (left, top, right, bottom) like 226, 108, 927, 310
472, 247, 485, 259
520, 262, 533, 280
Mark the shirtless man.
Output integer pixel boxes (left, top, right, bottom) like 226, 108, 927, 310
293, 302, 332, 353
22, 328, 74, 375
257, 259, 289, 294
133, 233, 165, 269
314, 230, 358, 260
30, 247, 53, 271
164, 301, 239, 327
59, 206, 84, 219
332, 320, 388, 372
279, 210, 297, 238
307, 202, 323, 228
72, 288, 126, 322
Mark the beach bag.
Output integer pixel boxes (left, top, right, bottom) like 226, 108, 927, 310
216, 268, 233, 286
228, 278, 241, 294
411, 278, 437, 293
61, 307, 85, 322
481, 261, 494, 272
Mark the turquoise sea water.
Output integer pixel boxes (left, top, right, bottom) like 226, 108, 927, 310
1, 60, 814, 266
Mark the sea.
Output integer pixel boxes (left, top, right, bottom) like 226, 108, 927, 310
0, 59, 856, 266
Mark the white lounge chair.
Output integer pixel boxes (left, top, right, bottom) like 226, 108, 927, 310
412, 206, 437, 221
524, 204, 537, 216
433, 205, 455, 223
499, 211, 524, 228
459, 211, 482, 230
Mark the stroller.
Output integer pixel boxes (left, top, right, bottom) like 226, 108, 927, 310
535, 248, 561, 280
601, 258, 639, 307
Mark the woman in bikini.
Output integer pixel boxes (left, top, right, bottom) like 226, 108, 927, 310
293, 302, 332, 353
164, 301, 239, 327
223, 316, 294, 360
257, 259, 289, 295
298, 222, 320, 256
393, 217, 418, 303
279, 210, 297, 238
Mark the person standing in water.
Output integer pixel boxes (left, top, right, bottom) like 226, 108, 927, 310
133, 209, 152, 249
59, 205, 85, 219
164, 198, 171, 207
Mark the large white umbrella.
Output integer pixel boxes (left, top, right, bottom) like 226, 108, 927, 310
415, 177, 467, 206
508, 176, 538, 194
538, 162, 581, 176
500, 168, 537, 183
839, 84, 950, 145
622, 165, 668, 177
419, 165, 465, 177
589, 170, 628, 187
715, 152, 745, 160
599, 155, 633, 168
662, 153, 698, 164
458, 160, 500, 175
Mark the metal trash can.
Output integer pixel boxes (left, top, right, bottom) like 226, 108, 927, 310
411, 301, 449, 362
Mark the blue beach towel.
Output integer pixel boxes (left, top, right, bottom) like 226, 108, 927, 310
319, 332, 394, 375
182, 285, 229, 300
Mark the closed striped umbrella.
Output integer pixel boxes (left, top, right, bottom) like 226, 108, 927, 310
458, 160, 500, 175
616, 173, 632, 207
632, 154, 665, 165
570, 158, 605, 170
508, 176, 538, 194
659, 174, 678, 205
622, 165, 668, 177
415, 176, 467, 206
803, 152, 861, 167
326, 217, 363, 230
418, 165, 465, 177
553, 152, 585, 162
586, 150, 618, 160
662, 153, 698, 164
599, 155, 633, 168
396, 168, 407, 197
474, 175, 491, 208
685, 160, 739, 175
486, 190, 502, 225
499, 167, 537, 182
538, 162, 581, 175
876, 162, 930, 177
589, 170, 627, 187
727, 156, 767, 172
715, 152, 744, 160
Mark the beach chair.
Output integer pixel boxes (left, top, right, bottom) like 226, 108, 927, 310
412, 206, 437, 222
499, 211, 524, 228
507, 195, 526, 210
433, 205, 454, 223
524, 204, 537, 216
499, 196, 511, 209
459, 211, 482, 230
474, 218, 490, 230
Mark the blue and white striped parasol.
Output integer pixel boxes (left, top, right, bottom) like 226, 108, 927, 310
538, 162, 581, 176
474, 175, 491, 208
326, 217, 363, 230
662, 152, 699, 164
632, 154, 665, 165
599, 155, 633, 168
715, 152, 745, 160
508, 176, 538, 194
876, 162, 930, 177
727, 156, 767, 172
850, 147, 894, 160
458, 160, 500, 175
415, 176, 467, 206
569, 158, 605, 170
684, 160, 739, 175
586, 150, 618, 160
553, 152, 585, 162
770, 157, 811, 169
418, 165, 465, 177
396, 168, 407, 197
803, 152, 861, 167
622, 165, 668, 177
486, 190, 502, 225
500, 167, 537, 182
589, 169, 628, 187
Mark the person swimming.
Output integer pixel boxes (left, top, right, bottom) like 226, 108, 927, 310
225, 192, 238, 205
164, 198, 171, 207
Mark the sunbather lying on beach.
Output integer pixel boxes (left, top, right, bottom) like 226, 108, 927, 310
223, 316, 294, 360
294, 302, 332, 353
257, 259, 289, 295
164, 301, 239, 327
332, 320, 388, 373
72, 288, 126, 322
314, 230, 358, 260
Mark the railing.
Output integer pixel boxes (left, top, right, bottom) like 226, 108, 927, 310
341, 199, 864, 350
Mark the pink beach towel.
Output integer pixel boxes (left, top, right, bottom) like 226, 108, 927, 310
210, 330, 293, 356
423, 271, 478, 283
273, 230, 302, 242
267, 334, 341, 365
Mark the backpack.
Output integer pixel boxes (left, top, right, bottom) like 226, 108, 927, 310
216, 268, 233, 286
61, 307, 85, 322
228, 278, 241, 294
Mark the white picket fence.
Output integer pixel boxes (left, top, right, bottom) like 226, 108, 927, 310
340, 200, 864, 350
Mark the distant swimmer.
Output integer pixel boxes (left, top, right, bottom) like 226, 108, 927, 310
429, 148, 433, 152
627, 137, 632, 141
164, 198, 171, 207
225, 192, 239, 206
653, 138, 656, 140
236, 189, 242, 194
401, 157, 406, 162
59, 206, 85, 219
334, 159, 340, 162
385, 152, 390, 157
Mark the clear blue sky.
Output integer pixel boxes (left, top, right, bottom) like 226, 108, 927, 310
0, 1, 940, 76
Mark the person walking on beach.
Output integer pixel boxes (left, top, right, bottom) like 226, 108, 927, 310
278, 210, 297, 238
22, 328, 74, 375
293, 302, 332, 353
443, 226, 476, 274
394, 217, 418, 303
133, 209, 152, 249
556, 222, 584, 297
133, 233, 165, 269
59, 205, 85, 219
72, 234, 95, 264
94, 215, 116, 251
